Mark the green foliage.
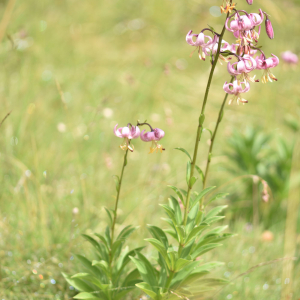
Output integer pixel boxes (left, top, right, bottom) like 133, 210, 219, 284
225, 127, 294, 226
131, 187, 233, 299
64, 225, 143, 299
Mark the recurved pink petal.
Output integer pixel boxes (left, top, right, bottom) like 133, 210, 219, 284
186, 30, 197, 46
114, 124, 123, 138
129, 126, 140, 139
227, 62, 240, 76
154, 128, 165, 140
223, 82, 235, 94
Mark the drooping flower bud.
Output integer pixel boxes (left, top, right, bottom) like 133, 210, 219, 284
265, 18, 274, 39
246, 0, 253, 4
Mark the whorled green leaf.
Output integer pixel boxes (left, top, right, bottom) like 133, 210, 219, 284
62, 272, 95, 293
75, 255, 104, 278
94, 233, 109, 250
92, 260, 110, 277
205, 205, 227, 220
202, 128, 212, 138
206, 193, 229, 206
121, 268, 140, 287
73, 292, 101, 299
191, 243, 222, 260
130, 253, 158, 292
145, 238, 171, 269
117, 225, 137, 241
190, 186, 216, 209
135, 282, 158, 300
184, 224, 209, 245
204, 216, 225, 225
169, 196, 182, 225
159, 204, 177, 226
82, 234, 102, 253
174, 258, 193, 272
174, 147, 192, 162
195, 165, 204, 183
167, 185, 184, 203
163, 228, 178, 241
104, 208, 112, 225
111, 239, 124, 259
175, 226, 185, 243
112, 175, 120, 192
147, 225, 169, 249
71, 273, 104, 289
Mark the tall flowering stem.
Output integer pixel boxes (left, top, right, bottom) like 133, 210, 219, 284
110, 148, 129, 260
202, 76, 235, 191
182, 8, 232, 226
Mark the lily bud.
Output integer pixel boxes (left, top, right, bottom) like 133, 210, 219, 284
265, 18, 274, 39
246, 0, 253, 4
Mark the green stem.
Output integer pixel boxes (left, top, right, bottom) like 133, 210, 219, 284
202, 76, 234, 190
110, 148, 129, 269
164, 271, 175, 292
182, 18, 229, 226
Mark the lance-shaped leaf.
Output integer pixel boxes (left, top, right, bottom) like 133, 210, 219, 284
174, 258, 193, 272
116, 246, 144, 276
147, 225, 169, 249
117, 225, 137, 241
104, 208, 112, 225
112, 175, 120, 192
62, 273, 95, 293
121, 269, 140, 287
145, 238, 171, 269
195, 165, 204, 183
204, 205, 227, 220
174, 147, 192, 162
73, 292, 102, 299
135, 282, 158, 300
184, 223, 209, 245
159, 204, 177, 226
92, 260, 110, 277
82, 234, 102, 253
191, 243, 222, 260
111, 239, 124, 259
169, 196, 182, 225
75, 255, 104, 278
206, 193, 229, 206
204, 216, 225, 225
180, 239, 195, 259
163, 228, 178, 241
175, 225, 185, 243
168, 185, 184, 203
130, 253, 158, 292
186, 205, 199, 234
190, 186, 216, 209
71, 273, 105, 290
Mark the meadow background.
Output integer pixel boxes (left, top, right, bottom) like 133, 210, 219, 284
0, 0, 300, 299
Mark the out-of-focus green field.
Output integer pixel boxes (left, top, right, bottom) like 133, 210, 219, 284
0, 0, 299, 299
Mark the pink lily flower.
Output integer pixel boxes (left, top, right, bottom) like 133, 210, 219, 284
186, 30, 218, 60
281, 51, 298, 64
114, 124, 140, 152
140, 128, 165, 153
246, 0, 253, 4
227, 55, 257, 82
255, 53, 279, 83
226, 10, 264, 51
223, 79, 251, 104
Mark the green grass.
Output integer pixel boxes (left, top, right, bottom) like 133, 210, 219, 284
0, 0, 300, 299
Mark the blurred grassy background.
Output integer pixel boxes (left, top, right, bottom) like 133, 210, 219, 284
0, 0, 299, 299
